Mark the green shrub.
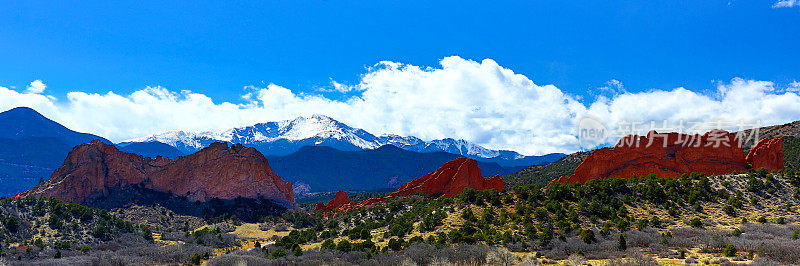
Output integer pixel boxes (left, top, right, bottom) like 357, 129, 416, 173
723, 244, 737, 257
747, 176, 764, 192
269, 248, 287, 259
359, 228, 371, 240
617, 233, 627, 251
650, 216, 661, 228
580, 229, 596, 244
524, 224, 537, 240
481, 208, 496, 224
47, 214, 62, 229
141, 226, 153, 241
600, 222, 612, 236
723, 204, 737, 216
336, 240, 352, 252
321, 239, 335, 250
190, 253, 207, 265
461, 208, 475, 220
292, 244, 303, 256
388, 238, 404, 251
636, 219, 648, 230
615, 219, 629, 231
3, 216, 20, 232
689, 218, 703, 228
53, 241, 71, 250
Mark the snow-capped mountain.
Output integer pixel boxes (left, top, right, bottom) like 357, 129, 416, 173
125, 130, 226, 154
121, 115, 564, 167
125, 115, 378, 155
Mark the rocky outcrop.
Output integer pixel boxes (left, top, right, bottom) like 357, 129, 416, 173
554, 130, 752, 184
16, 141, 296, 208
315, 190, 354, 212
356, 197, 389, 207
389, 157, 504, 198
328, 158, 505, 212
746, 138, 784, 171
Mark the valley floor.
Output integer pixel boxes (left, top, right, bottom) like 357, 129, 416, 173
203, 169, 800, 265
2, 168, 799, 265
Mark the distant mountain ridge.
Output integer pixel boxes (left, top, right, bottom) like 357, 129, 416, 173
0, 107, 111, 196
116, 141, 184, 159
0, 108, 554, 197
266, 145, 523, 193
0, 107, 110, 144
123, 114, 563, 167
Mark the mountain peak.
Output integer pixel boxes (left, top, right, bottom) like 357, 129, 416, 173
0, 107, 112, 196
308, 114, 335, 121
0, 106, 49, 123
124, 114, 554, 166
286, 114, 338, 125
0, 106, 110, 143
2, 106, 42, 116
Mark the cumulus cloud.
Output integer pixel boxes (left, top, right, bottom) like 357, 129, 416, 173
318, 79, 358, 93
773, 0, 798, 8
788, 81, 800, 92
586, 79, 800, 139
26, 80, 46, 94
592, 79, 626, 100
1, 56, 799, 155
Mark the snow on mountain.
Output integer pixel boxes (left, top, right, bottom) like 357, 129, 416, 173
225, 115, 383, 150
429, 138, 503, 159
123, 130, 229, 155
122, 115, 546, 164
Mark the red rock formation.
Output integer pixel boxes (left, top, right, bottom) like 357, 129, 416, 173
556, 130, 750, 184
15, 140, 296, 207
390, 157, 505, 198
746, 138, 784, 171
337, 158, 505, 212
315, 190, 354, 212
356, 196, 389, 207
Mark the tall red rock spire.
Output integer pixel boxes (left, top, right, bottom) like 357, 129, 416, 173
746, 138, 784, 171
315, 190, 354, 212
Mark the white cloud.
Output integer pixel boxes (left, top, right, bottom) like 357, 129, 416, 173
788, 81, 800, 92
586, 78, 800, 137
318, 79, 357, 93
26, 80, 46, 94
1, 56, 799, 155
0, 86, 59, 114
773, 0, 798, 8
593, 79, 626, 98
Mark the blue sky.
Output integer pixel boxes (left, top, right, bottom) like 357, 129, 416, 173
1, 1, 799, 154
2, 1, 798, 100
